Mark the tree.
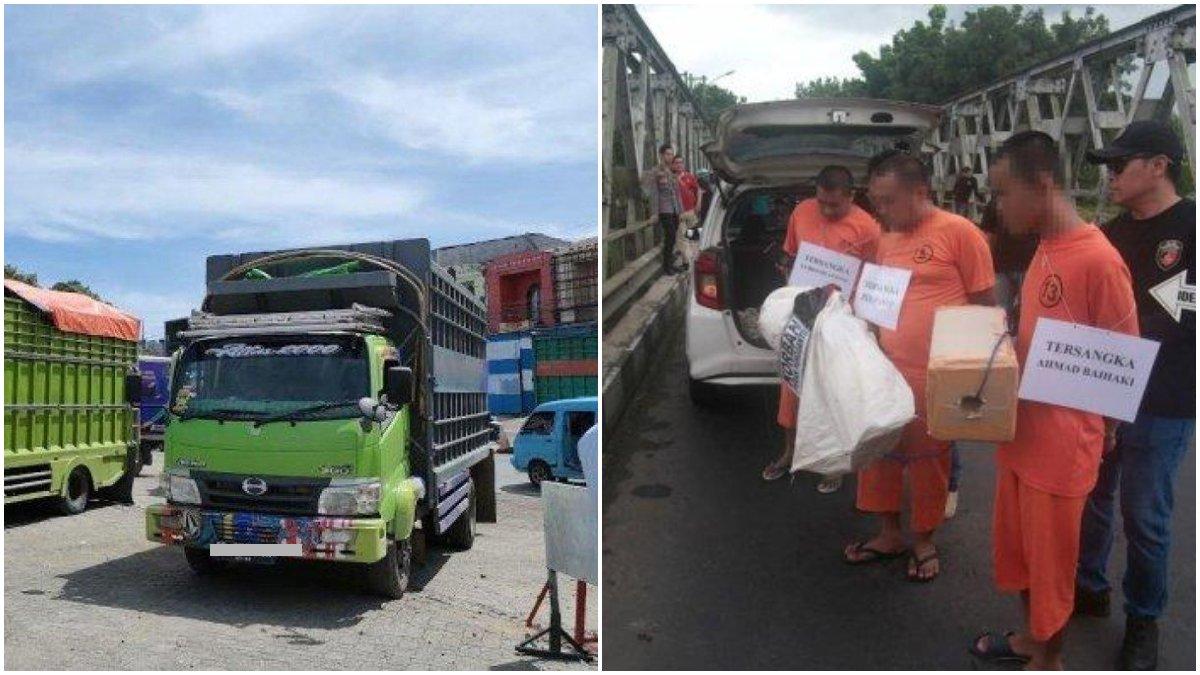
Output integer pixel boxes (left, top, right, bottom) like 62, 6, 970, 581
4, 264, 38, 287
684, 73, 746, 123
795, 5, 1111, 104
50, 280, 105, 302
795, 77, 869, 99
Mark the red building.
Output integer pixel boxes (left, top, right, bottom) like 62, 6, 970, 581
485, 250, 556, 334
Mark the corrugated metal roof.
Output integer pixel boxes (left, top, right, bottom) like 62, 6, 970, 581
433, 233, 570, 266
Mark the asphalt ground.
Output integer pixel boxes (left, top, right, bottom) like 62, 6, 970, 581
5, 449, 596, 670
602, 330, 1195, 670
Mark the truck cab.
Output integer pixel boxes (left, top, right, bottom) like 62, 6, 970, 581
510, 397, 597, 487
145, 240, 497, 598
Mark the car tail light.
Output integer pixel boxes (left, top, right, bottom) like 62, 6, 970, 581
694, 249, 725, 310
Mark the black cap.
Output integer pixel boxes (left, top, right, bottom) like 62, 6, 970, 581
1086, 120, 1185, 164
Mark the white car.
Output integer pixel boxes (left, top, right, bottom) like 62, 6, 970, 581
685, 98, 941, 405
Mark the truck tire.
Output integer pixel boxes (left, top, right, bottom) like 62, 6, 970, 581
58, 466, 91, 516
184, 546, 227, 575
365, 539, 412, 599
443, 479, 476, 550
138, 442, 153, 476
528, 460, 552, 488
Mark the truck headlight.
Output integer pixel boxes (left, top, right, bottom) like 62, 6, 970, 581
163, 473, 200, 505
318, 480, 381, 516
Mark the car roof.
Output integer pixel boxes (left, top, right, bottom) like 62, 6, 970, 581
532, 397, 598, 413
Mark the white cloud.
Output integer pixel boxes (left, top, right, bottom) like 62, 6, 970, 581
6, 143, 429, 245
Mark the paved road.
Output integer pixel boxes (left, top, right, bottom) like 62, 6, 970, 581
602, 330, 1195, 670
5, 451, 596, 670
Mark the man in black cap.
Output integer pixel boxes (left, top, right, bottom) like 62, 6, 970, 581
1074, 120, 1195, 670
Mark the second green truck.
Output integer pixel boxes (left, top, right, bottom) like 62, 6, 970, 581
145, 239, 498, 597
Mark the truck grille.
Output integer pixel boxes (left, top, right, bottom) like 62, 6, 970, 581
193, 472, 329, 516
4, 464, 53, 498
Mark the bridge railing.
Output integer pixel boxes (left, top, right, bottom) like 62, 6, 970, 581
932, 4, 1195, 216
602, 4, 713, 328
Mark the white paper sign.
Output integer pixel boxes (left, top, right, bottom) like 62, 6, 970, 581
1017, 318, 1161, 422
789, 242, 863, 292
852, 263, 912, 330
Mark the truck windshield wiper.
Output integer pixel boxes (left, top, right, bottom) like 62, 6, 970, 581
177, 408, 263, 422
252, 400, 362, 428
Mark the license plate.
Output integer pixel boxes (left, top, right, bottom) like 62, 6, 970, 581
210, 543, 302, 558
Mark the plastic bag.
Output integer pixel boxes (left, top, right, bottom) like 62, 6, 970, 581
791, 291, 915, 477
759, 285, 830, 393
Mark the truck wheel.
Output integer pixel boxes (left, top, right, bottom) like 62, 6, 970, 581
443, 479, 476, 550
58, 466, 91, 515
184, 547, 227, 575
528, 461, 552, 487
365, 539, 412, 599
138, 443, 153, 476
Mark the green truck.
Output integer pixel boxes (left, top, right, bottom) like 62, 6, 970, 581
145, 240, 498, 597
4, 283, 142, 514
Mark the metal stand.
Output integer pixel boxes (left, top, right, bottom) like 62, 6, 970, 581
516, 571, 592, 662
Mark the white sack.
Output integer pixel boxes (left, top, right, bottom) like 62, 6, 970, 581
792, 291, 915, 477
758, 285, 816, 351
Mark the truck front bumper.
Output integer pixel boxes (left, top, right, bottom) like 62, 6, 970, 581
145, 504, 388, 563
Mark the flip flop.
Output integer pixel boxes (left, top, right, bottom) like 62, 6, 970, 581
843, 541, 907, 565
817, 476, 843, 493
761, 463, 787, 482
969, 631, 1031, 665
907, 549, 940, 582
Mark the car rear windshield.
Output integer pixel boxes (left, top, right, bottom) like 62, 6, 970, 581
726, 125, 920, 164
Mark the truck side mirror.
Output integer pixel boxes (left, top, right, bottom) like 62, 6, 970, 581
124, 373, 143, 405
384, 366, 414, 408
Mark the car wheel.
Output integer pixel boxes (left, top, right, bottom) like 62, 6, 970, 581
528, 461, 552, 487
687, 375, 722, 408
58, 466, 91, 516
183, 546, 227, 575
365, 539, 412, 599
443, 479, 476, 551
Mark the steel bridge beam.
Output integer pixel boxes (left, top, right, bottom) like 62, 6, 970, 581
602, 4, 713, 329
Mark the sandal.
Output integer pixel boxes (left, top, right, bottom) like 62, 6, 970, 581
761, 462, 788, 482
907, 549, 940, 582
843, 541, 906, 565
969, 631, 1031, 664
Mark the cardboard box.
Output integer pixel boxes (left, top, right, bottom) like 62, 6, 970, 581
926, 306, 1019, 442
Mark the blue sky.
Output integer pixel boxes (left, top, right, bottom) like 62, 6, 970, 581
5, 5, 598, 337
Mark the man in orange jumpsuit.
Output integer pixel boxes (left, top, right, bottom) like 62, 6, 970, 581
970, 131, 1138, 669
843, 152, 995, 583
761, 165, 881, 495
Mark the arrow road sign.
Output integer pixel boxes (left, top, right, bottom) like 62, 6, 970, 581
1149, 270, 1196, 322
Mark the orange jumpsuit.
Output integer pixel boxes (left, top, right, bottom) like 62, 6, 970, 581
777, 198, 881, 428
855, 207, 995, 532
994, 224, 1138, 641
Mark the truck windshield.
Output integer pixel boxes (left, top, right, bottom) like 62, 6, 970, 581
172, 337, 370, 421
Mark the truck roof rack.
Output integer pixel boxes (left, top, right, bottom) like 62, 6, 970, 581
179, 304, 391, 339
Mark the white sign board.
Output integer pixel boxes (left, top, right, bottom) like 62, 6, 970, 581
1017, 318, 1161, 422
852, 263, 912, 331
789, 242, 863, 293
542, 482, 597, 585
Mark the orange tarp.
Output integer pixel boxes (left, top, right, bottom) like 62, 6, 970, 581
5, 279, 141, 342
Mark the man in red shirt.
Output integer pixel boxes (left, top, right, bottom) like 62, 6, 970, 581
761, 165, 881, 494
672, 156, 701, 216
971, 131, 1138, 670
845, 152, 995, 583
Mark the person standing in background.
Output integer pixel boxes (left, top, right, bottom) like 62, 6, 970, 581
642, 144, 687, 274
953, 165, 984, 217
1074, 120, 1195, 671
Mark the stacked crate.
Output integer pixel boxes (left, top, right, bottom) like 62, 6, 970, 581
532, 322, 598, 404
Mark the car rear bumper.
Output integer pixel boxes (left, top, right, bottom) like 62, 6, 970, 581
686, 298, 778, 384
145, 504, 388, 563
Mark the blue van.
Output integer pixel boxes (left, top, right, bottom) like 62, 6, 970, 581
511, 397, 597, 486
